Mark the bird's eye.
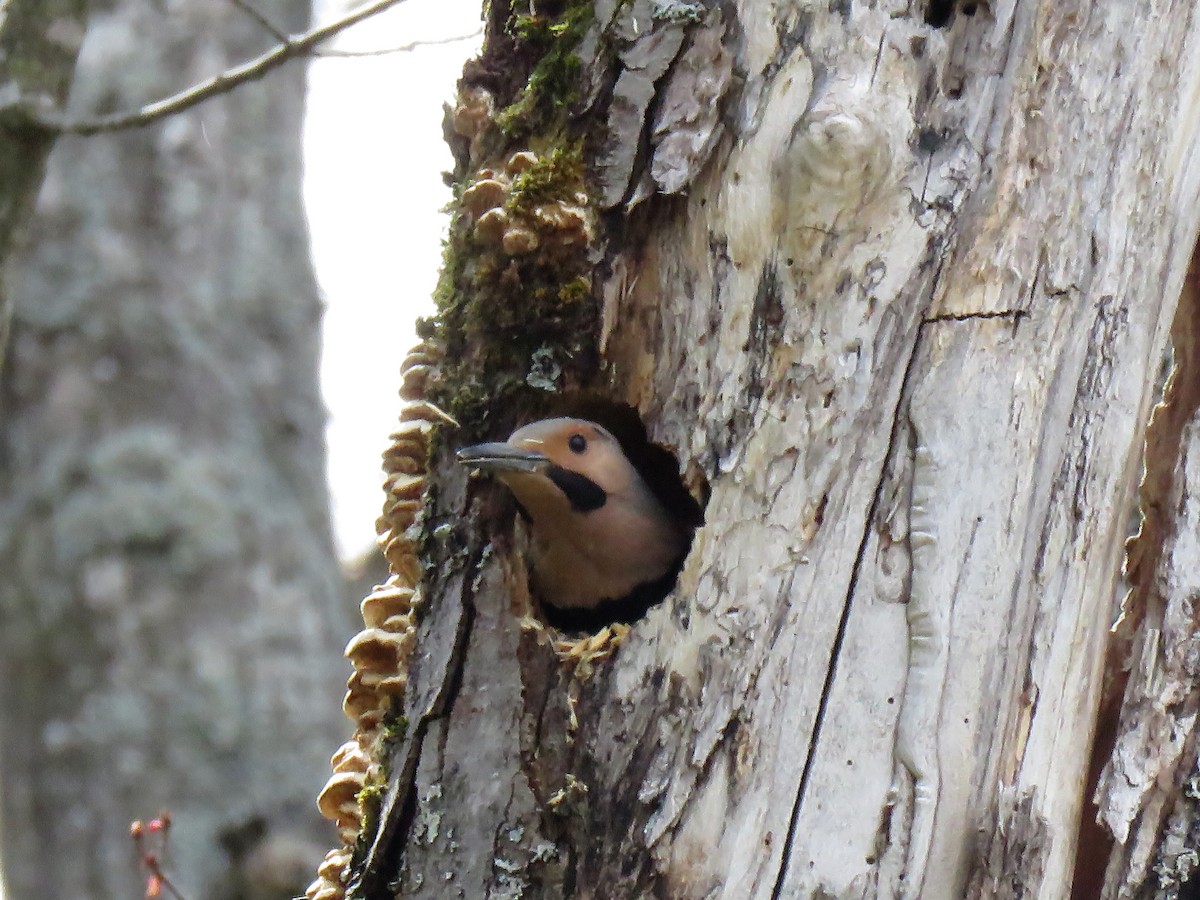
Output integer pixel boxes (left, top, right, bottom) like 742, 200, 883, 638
568, 433, 587, 454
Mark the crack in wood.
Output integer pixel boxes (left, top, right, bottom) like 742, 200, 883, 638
1028, 294, 1129, 582
923, 308, 1029, 324
484, 780, 521, 897
768, 320, 930, 900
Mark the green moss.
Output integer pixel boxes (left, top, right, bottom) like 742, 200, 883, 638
557, 275, 590, 305
425, 175, 597, 437
356, 781, 386, 808
496, 0, 595, 136
506, 143, 584, 216
382, 714, 409, 744
351, 768, 389, 853
421, 0, 604, 437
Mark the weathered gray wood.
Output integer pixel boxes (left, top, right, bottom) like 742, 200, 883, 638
599, 3, 1200, 896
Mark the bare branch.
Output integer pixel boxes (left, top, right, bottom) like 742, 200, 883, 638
314, 29, 481, 57
36, 0, 410, 136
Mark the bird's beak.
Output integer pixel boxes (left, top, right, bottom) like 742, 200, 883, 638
456, 441, 551, 475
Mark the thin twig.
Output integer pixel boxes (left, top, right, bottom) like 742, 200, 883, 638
229, 0, 478, 57
158, 874, 189, 900
131, 814, 189, 900
229, 0, 289, 42
314, 29, 481, 57
38, 0, 409, 136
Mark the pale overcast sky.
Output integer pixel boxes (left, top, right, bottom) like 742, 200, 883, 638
305, 0, 483, 558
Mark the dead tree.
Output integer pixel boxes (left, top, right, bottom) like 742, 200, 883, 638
308, 2, 1200, 898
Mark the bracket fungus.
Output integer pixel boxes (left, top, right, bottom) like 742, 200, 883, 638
461, 149, 592, 258
304, 340, 454, 900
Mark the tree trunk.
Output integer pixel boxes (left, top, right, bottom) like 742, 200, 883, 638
0, 0, 87, 365
1089, 252, 1200, 898
314, 1, 1200, 898
0, 2, 352, 898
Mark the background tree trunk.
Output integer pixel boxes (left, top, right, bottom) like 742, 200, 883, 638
0, 0, 87, 367
0, 5, 88, 896
330, 1, 1200, 899
0, 2, 353, 898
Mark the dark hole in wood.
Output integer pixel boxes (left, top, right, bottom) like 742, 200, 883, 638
531, 0, 567, 18
925, 0, 954, 27
962, 2, 978, 14
527, 395, 706, 633
917, 126, 946, 155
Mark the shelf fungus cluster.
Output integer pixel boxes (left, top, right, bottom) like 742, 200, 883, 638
304, 342, 452, 900
461, 150, 591, 259
450, 85, 494, 165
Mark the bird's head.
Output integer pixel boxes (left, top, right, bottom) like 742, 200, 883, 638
457, 416, 693, 612
456, 418, 641, 519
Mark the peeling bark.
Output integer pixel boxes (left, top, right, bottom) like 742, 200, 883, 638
1090, 250, 1200, 899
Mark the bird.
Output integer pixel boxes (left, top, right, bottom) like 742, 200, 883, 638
457, 417, 694, 627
